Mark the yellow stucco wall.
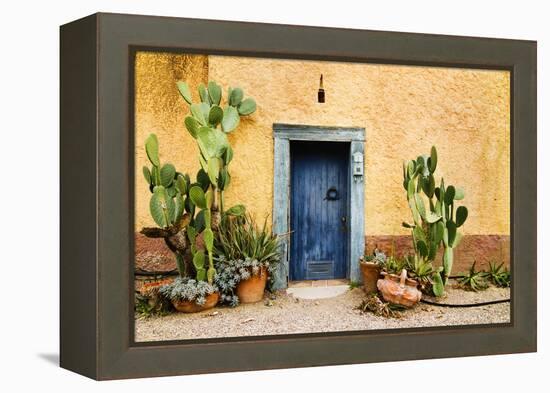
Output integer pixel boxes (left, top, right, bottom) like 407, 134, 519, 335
135, 52, 510, 236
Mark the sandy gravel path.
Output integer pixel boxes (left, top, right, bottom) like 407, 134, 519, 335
135, 282, 510, 342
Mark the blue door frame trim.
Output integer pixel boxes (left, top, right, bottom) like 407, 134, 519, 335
272, 124, 366, 289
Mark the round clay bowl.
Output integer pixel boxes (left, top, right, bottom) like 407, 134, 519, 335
236, 268, 267, 303
172, 292, 219, 313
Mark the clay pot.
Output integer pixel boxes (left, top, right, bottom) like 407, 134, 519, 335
172, 292, 219, 313
377, 269, 421, 307
359, 261, 381, 293
236, 267, 268, 303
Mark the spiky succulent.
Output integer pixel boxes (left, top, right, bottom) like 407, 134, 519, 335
458, 261, 488, 292
214, 215, 281, 305
485, 261, 511, 288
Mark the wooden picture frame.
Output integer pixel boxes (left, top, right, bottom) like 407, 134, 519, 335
60, 12, 537, 380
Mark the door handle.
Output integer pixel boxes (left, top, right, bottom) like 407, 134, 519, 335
341, 216, 347, 223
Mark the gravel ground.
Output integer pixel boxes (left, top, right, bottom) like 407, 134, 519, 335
135, 280, 510, 342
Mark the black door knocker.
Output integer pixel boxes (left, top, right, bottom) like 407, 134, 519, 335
324, 187, 340, 201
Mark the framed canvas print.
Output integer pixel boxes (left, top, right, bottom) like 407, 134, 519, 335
60, 13, 537, 380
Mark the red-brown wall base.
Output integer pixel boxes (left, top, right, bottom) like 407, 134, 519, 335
365, 235, 510, 274
135, 233, 510, 275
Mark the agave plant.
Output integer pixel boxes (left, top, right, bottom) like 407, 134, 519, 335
458, 261, 488, 292
484, 261, 511, 288
214, 214, 281, 305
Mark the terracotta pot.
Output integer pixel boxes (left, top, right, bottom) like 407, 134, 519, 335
172, 292, 219, 313
377, 269, 421, 307
236, 267, 268, 303
360, 261, 381, 293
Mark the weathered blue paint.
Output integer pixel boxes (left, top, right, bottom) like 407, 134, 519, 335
349, 140, 365, 283
272, 124, 365, 288
290, 141, 349, 280
272, 137, 290, 289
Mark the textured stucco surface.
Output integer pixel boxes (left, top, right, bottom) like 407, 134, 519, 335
135, 53, 510, 239
135, 52, 208, 231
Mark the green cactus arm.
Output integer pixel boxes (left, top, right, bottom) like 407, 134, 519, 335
205, 189, 214, 210
193, 251, 206, 271
142, 166, 152, 185
184, 116, 200, 138
149, 186, 173, 228
207, 157, 221, 185
175, 174, 187, 195
429, 145, 437, 173
221, 106, 240, 133
416, 240, 428, 258
190, 103, 207, 126
198, 83, 211, 105
238, 98, 256, 116
176, 81, 193, 105
414, 193, 426, 220
432, 271, 445, 297
160, 163, 176, 188
444, 185, 456, 205
173, 192, 184, 224
456, 206, 468, 227
229, 87, 243, 106
224, 204, 246, 217
218, 167, 230, 190
207, 81, 222, 106
196, 168, 211, 191
207, 267, 216, 285
443, 247, 453, 282
145, 134, 160, 167
407, 160, 416, 178
175, 253, 186, 277
222, 145, 234, 165
208, 105, 224, 127
446, 221, 457, 246
196, 126, 229, 159
189, 186, 207, 209
454, 187, 465, 200
203, 228, 214, 253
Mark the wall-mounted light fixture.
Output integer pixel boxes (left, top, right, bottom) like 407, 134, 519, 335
317, 74, 325, 103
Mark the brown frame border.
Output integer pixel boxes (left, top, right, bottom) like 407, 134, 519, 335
60, 12, 536, 380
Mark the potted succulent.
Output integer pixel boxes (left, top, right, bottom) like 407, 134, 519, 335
214, 215, 281, 305
159, 277, 219, 313
359, 249, 386, 293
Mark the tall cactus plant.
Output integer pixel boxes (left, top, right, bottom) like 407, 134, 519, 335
174, 81, 255, 284
176, 81, 256, 215
402, 146, 468, 296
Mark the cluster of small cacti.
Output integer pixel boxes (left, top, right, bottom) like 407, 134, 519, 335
402, 146, 468, 296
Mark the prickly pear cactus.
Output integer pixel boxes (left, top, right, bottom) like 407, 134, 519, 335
402, 146, 468, 296
174, 81, 257, 284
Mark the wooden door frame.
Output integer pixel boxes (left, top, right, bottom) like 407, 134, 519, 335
272, 124, 366, 289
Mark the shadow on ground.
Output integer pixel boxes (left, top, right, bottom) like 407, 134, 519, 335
38, 353, 59, 366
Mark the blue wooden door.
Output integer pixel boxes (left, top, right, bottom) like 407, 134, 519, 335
290, 141, 349, 281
